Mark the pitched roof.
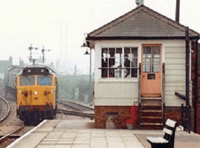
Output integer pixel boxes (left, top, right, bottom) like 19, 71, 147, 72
87, 5, 199, 40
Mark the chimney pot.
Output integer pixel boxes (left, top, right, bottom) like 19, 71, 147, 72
136, 0, 144, 7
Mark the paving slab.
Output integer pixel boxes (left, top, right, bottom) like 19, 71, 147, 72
6, 120, 200, 148
134, 129, 200, 148
6, 120, 144, 148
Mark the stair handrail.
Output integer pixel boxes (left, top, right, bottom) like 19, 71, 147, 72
138, 63, 141, 104
162, 63, 165, 126
138, 63, 141, 128
162, 63, 165, 105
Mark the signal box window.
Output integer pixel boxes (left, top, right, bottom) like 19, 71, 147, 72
143, 46, 160, 73
20, 76, 35, 86
101, 47, 138, 78
37, 76, 52, 86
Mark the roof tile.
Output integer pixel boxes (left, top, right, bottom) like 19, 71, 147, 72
87, 5, 199, 39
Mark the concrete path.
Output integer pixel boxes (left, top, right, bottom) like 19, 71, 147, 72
7, 120, 143, 148
135, 128, 200, 148
6, 120, 200, 148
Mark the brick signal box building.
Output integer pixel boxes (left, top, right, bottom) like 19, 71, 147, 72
84, 5, 200, 132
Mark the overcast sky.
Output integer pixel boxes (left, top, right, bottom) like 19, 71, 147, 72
0, 0, 200, 74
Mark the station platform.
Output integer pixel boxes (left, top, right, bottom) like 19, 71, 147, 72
6, 119, 200, 148
7, 120, 144, 148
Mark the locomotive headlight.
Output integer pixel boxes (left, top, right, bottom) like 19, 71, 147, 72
34, 91, 38, 95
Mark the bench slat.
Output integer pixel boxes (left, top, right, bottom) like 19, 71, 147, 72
147, 137, 168, 144
163, 128, 173, 135
166, 119, 176, 128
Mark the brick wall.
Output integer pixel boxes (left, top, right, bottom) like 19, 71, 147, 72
164, 106, 194, 131
191, 41, 200, 133
197, 78, 200, 134
94, 106, 139, 129
197, 103, 200, 133
164, 107, 182, 125
95, 106, 190, 129
190, 107, 195, 132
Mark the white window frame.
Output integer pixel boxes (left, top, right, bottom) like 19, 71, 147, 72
100, 47, 138, 79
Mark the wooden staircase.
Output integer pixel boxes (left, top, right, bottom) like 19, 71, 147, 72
140, 97, 163, 129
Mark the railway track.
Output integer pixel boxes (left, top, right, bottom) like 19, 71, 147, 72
57, 100, 94, 119
57, 100, 94, 112
57, 108, 94, 119
0, 95, 11, 123
0, 126, 24, 148
57, 100, 83, 112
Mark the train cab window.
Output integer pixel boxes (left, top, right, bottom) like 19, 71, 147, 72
20, 76, 35, 86
37, 76, 52, 86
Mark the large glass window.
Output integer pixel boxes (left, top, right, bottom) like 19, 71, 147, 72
101, 47, 138, 78
37, 76, 52, 86
20, 76, 35, 86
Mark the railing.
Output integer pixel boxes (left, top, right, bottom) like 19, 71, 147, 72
181, 104, 191, 132
162, 63, 165, 126
138, 63, 141, 104
162, 63, 165, 105
138, 63, 141, 127
175, 94, 191, 133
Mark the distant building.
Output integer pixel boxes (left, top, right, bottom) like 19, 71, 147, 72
0, 56, 13, 73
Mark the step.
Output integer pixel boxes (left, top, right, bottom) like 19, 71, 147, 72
141, 105, 162, 110
141, 110, 162, 112
141, 116, 162, 119
141, 123, 163, 126
141, 94, 161, 98
141, 103, 162, 106
141, 110, 162, 117
141, 97, 162, 100
141, 111, 162, 117
141, 100, 162, 105
140, 124, 163, 129
141, 118, 163, 123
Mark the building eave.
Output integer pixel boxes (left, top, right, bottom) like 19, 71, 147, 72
86, 36, 200, 41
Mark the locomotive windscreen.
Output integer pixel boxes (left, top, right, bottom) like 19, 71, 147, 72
22, 67, 50, 75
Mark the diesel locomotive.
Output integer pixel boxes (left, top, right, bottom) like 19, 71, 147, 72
4, 65, 58, 124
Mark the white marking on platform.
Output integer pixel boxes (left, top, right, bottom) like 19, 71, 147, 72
6, 120, 47, 148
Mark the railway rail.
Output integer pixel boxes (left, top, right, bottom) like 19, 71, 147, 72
57, 100, 83, 112
57, 100, 94, 112
0, 95, 11, 123
0, 126, 24, 148
57, 109, 94, 119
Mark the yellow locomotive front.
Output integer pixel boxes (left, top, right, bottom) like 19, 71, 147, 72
16, 66, 57, 124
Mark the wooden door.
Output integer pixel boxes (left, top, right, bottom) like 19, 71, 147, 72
141, 45, 162, 97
